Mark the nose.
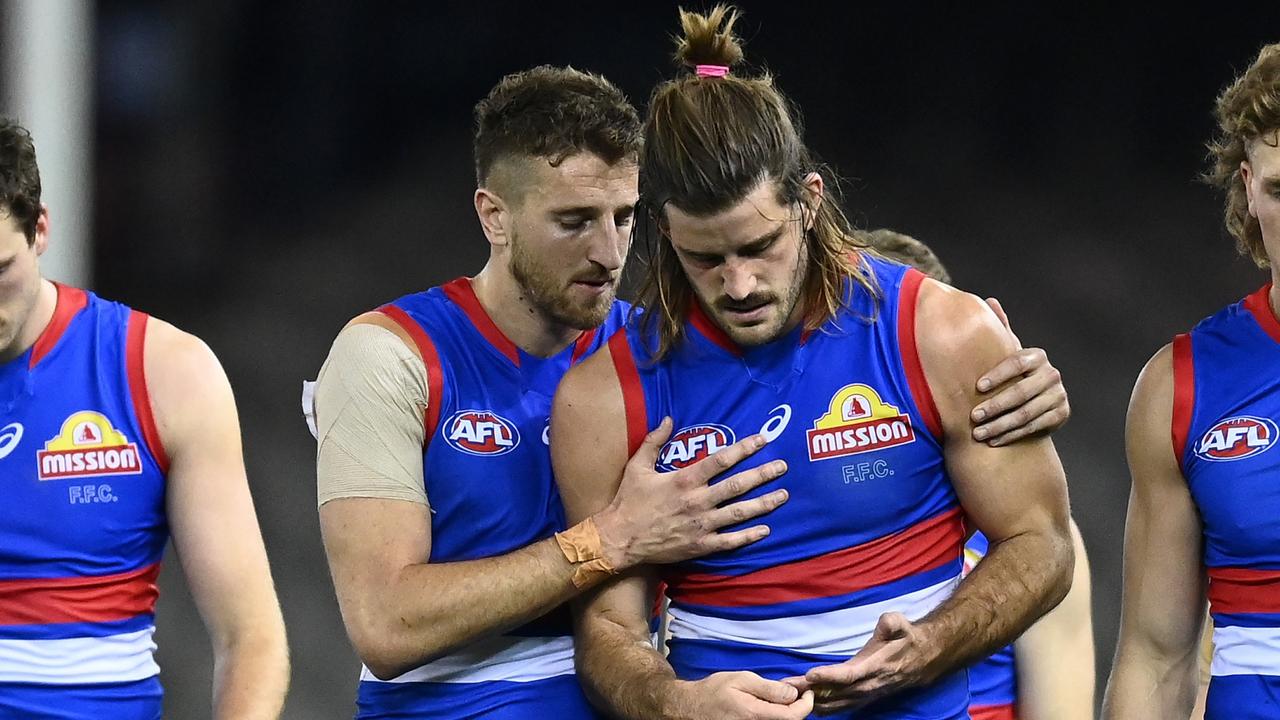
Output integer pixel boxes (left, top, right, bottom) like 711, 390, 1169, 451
721, 258, 757, 301
586, 222, 625, 273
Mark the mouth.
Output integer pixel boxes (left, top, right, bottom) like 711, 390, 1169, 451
719, 298, 774, 324
570, 277, 615, 296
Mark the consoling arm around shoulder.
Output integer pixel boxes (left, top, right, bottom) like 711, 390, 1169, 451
145, 317, 289, 720
1102, 344, 1207, 720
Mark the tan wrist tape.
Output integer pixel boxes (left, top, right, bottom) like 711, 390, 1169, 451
555, 517, 618, 588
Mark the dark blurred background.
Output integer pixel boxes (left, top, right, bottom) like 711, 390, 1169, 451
2, 2, 1275, 717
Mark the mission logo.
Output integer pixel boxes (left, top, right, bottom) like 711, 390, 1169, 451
1195, 416, 1277, 462
37, 411, 143, 480
444, 410, 520, 456
807, 384, 915, 461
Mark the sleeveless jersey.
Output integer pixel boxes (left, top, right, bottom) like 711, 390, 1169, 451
964, 532, 1018, 720
608, 257, 969, 720
353, 277, 628, 719
0, 284, 169, 719
1175, 283, 1280, 720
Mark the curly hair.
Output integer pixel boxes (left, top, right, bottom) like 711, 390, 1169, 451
1204, 42, 1280, 267
0, 118, 42, 244
473, 66, 641, 195
636, 5, 874, 360
862, 229, 952, 284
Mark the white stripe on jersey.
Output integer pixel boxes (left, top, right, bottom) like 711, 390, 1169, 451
0, 627, 159, 684
668, 575, 959, 656
1211, 625, 1280, 677
360, 635, 574, 684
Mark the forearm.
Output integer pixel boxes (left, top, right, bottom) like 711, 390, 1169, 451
918, 528, 1073, 679
1102, 644, 1199, 719
360, 534, 591, 676
577, 610, 684, 720
211, 624, 289, 720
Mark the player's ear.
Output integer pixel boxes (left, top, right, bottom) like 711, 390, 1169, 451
800, 172, 824, 231
32, 204, 49, 255
474, 187, 512, 248
1241, 160, 1257, 218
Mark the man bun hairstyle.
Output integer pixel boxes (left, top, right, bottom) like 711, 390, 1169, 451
637, 5, 873, 359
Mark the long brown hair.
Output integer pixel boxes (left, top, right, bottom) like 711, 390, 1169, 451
1204, 42, 1280, 268
635, 5, 874, 359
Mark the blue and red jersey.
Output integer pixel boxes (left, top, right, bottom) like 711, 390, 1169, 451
606, 256, 969, 719
1174, 283, 1280, 720
0, 284, 169, 719
354, 278, 628, 719
964, 532, 1018, 720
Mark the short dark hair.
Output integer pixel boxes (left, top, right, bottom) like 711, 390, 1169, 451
472, 65, 641, 191
0, 118, 41, 243
863, 229, 952, 284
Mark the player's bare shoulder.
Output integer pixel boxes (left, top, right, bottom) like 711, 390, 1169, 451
913, 278, 1019, 400
137, 316, 237, 455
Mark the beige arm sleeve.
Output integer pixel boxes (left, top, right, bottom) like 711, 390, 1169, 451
314, 322, 430, 507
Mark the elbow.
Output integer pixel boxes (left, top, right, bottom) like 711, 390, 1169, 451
352, 634, 419, 681
1044, 525, 1076, 611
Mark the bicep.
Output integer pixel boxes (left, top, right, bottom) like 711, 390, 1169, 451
1118, 351, 1206, 659
319, 498, 431, 637
146, 321, 278, 638
919, 284, 1069, 540
551, 348, 631, 524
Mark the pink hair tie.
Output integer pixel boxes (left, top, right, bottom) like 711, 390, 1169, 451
695, 64, 729, 78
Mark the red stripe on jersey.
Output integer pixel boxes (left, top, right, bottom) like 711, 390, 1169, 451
607, 330, 648, 456
897, 269, 943, 440
126, 312, 170, 473
1171, 333, 1195, 465
1244, 283, 1280, 345
379, 305, 445, 446
571, 328, 598, 365
688, 301, 742, 356
0, 563, 161, 625
442, 277, 520, 366
969, 703, 1017, 720
666, 507, 964, 607
29, 283, 88, 369
1208, 566, 1280, 615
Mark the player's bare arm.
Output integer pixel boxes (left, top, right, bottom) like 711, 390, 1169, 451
319, 314, 787, 680
971, 296, 1071, 447
1014, 520, 1095, 720
146, 316, 289, 719
793, 281, 1074, 715
1101, 344, 1207, 719
552, 348, 814, 720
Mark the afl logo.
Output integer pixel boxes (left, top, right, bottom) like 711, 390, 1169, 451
444, 410, 520, 456
1195, 416, 1278, 462
658, 424, 736, 471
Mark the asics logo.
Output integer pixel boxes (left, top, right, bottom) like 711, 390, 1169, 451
759, 404, 792, 442
0, 423, 23, 460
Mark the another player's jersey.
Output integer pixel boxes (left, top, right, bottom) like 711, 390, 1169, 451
609, 257, 968, 720
964, 532, 1018, 720
1176, 283, 1280, 720
0, 284, 169, 719
354, 278, 628, 720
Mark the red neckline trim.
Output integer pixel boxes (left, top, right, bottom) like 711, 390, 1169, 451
1244, 283, 1280, 345
442, 278, 521, 366
688, 301, 743, 356
29, 283, 89, 369
571, 328, 598, 365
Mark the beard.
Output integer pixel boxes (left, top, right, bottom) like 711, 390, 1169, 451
706, 237, 810, 347
509, 233, 616, 331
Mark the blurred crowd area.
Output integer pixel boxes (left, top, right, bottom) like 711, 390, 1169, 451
1, 2, 1274, 717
